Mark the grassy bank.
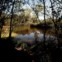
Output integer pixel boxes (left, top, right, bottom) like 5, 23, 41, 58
1, 32, 18, 38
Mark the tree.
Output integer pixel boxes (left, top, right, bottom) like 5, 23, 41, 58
8, 0, 24, 38
0, 0, 8, 38
50, 0, 62, 49
34, 4, 43, 18
42, 0, 46, 45
9, 0, 14, 38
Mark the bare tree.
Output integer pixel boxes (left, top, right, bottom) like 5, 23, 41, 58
0, 0, 7, 38
42, 0, 46, 45
9, 0, 14, 38
50, 0, 62, 49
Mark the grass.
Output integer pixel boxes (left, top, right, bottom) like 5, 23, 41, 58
1, 32, 18, 38
13, 25, 30, 31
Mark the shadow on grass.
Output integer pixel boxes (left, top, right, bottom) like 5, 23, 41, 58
0, 37, 32, 62
0, 37, 62, 62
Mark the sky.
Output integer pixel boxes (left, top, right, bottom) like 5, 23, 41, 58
22, 0, 51, 20
5, 0, 51, 20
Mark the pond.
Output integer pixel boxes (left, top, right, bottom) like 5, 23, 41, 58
14, 25, 57, 45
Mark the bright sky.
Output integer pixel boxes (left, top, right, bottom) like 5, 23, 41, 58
22, 0, 51, 20
5, 0, 51, 20
26, 0, 51, 20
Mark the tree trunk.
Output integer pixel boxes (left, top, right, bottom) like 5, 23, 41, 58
9, 14, 13, 38
0, 28, 2, 38
43, 0, 46, 46
9, 1, 14, 38
50, 0, 60, 49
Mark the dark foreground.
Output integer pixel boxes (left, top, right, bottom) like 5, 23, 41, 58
0, 38, 62, 62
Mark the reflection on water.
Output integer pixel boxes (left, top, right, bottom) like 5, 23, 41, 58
13, 25, 57, 44
15, 31, 57, 44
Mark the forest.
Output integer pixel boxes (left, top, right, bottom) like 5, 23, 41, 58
0, 0, 62, 62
